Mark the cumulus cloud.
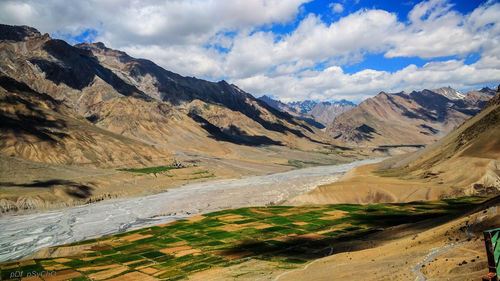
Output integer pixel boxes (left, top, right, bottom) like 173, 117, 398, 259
329, 3, 344, 13
234, 57, 500, 102
0, 0, 309, 45
0, 0, 499, 102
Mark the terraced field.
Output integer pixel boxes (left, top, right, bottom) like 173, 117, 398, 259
0, 196, 487, 280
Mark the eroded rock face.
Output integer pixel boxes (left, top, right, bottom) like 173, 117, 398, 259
16, 197, 42, 210
0, 199, 18, 213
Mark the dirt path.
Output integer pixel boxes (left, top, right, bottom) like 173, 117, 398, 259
410, 206, 497, 281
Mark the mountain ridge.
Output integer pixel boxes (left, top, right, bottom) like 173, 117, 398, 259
258, 96, 356, 126
0, 24, 346, 168
326, 86, 495, 146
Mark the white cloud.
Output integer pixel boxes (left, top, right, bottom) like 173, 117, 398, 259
329, 3, 344, 13
385, 0, 485, 59
0, 0, 310, 46
233, 56, 500, 102
1, 2, 35, 24
0, 0, 499, 102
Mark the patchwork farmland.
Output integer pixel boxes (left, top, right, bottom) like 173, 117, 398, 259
0, 196, 487, 280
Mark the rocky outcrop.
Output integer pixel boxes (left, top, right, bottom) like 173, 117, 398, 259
0, 24, 40, 42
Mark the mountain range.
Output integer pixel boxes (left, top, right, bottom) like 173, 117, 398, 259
0, 24, 359, 212
290, 84, 500, 205
0, 24, 340, 169
326, 87, 496, 146
258, 96, 356, 126
259, 84, 496, 149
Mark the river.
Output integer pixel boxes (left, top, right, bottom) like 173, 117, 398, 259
0, 158, 382, 262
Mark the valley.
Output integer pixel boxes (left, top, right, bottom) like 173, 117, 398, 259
0, 18, 499, 281
0, 158, 381, 262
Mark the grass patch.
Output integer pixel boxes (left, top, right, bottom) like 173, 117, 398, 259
117, 165, 180, 174
193, 170, 210, 175
282, 160, 324, 168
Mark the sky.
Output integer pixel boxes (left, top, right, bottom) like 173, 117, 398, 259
1, 0, 499, 102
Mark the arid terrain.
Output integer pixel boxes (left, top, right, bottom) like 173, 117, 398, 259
327, 87, 496, 146
1, 196, 494, 281
278, 197, 500, 281
0, 24, 375, 215
0, 19, 499, 281
290, 86, 500, 205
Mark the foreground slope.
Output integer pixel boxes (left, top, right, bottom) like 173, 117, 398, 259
291, 85, 500, 205
278, 196, 500, 281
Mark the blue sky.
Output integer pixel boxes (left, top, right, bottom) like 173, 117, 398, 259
1, 0, 499, 101
256, 0, 490, 78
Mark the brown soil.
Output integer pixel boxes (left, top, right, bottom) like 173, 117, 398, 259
288, 164, 456, 205
87, 265, 128, 280
106, 271, 158, 281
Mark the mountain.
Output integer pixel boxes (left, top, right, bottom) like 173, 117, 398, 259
258, 95, 327, 128
326, 87, 496, 146
259, 96, 356, 126
0, 24, 361, 213
284, 86, 500, 281
290, 84, 500, 205
258, 95, 300, 116
432, 86, 465, 100
308, 100, 356, 125
0, 24, 340, 167
288, 100, 318, 114
0, 76, 174, 168
387, 84, 500, 192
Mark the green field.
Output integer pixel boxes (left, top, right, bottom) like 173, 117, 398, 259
0, 196, 486, 281
117, 165, 181, 174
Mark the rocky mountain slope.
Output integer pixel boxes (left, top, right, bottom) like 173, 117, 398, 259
258, 95, 300, 116
259, 96, 356, 126
290, 84, 500, 205
385, 84, 500, 193
0, 24, 359, 213
326, 87, 496, 146
0, 24, 340, 167
288, 100, 318, 114
308, 100, 355, 125
0, 75, 173, 168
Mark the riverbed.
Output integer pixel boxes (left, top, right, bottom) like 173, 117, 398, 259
0, 158, 382, 262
